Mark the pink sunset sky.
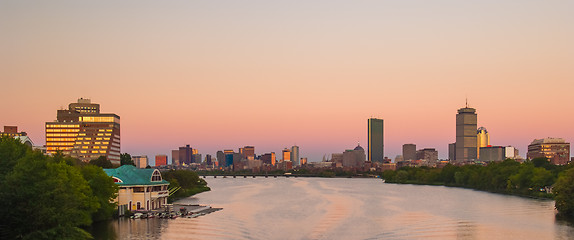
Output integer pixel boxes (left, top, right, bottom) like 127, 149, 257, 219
1, 1, 573, 163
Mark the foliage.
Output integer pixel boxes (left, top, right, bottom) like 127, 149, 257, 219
383, 158, 566, 199
162, 170, 210, 202
554, 168, 574, 217
89, 156, 113, 169
120, 153, 135, 166
0, 136, 119, 239
80, 165, 119, 222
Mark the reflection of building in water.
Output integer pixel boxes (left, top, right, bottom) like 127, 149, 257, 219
104, 165, 170, 212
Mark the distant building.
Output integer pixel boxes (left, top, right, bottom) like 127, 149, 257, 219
300, 157, 308, 165
416, 148, 438, 164
402, 144, 416, 161
291, 146, 300, 166
45, 98, 121, 165
261, 152, 276, 166
1, 126, 34, 147
1, 126, 27, 137
205, 154, 213, 166
455, 104, 477, 163
527, 138, 571, 165
171, 150, 180, 166
177, 145, 194, 165
104, 165, 169, 212
282, 148, 291, 162
342, 144, 366, 168
216, 151, 225, 168
477, 127, 490, 159
133, 155, 148, 168
448, 143, 456, 161
155, 155, 167, 167
479, 146, 518, 162
368, 118, 384, 162
239, 146, 255, 160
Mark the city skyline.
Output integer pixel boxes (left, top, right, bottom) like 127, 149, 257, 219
1, 1, 573, 162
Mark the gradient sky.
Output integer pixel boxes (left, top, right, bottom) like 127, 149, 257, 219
1, 1, 573, 164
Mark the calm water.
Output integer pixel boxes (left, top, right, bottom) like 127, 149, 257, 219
93, 177, 574, 239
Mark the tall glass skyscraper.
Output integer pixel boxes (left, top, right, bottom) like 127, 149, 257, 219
368, 118, 384, 162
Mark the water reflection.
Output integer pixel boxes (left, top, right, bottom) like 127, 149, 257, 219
100, 178, 572, 239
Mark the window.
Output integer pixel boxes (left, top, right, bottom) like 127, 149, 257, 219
151, 170, 162, 181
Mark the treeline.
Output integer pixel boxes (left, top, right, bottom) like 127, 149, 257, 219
162, 170, 210, 202
0, 136, 118, 239
381, 158, 574, 217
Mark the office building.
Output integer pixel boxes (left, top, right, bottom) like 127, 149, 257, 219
479, 146, 518, 162
527, 138, 571, 165
368, 118, 384, 162
342, 144, 366, 168
477, 127, 490, 158
45, 98, 121, 165
178, 145, 194, 165
402, 144, 416, 161
455, 104, 477, 163
416, 148, 439, 163
261, 152, 276, 166
171, 150, 180, 166
1, 126, 35, 147
216, 151, 225, 168
155, 155, 167, 167
133, 155, 148, 168
282, 148, 291, 162
1, 126, 27, 137
291, 145, 300, 166
300, 157, 308, 165
205, 154, 213, 166
448, 143, 456, 161
240, 146, 255, 160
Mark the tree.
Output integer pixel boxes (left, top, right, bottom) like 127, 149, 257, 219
89, 156, 113, 169
81, 165, 119, 222
0, 150, 99, 239
554, 168, 574, 217
120, 153, 135, 166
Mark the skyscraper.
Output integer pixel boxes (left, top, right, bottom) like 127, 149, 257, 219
45, 98, 121, 165
402, 144, 416, 161
477, 127, 490, 158
282, 148, 291, 162
455, 104, 478, 163
291, 145, 300, 166
368, 118, 384, 162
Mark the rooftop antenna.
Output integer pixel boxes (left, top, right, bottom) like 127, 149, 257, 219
465, 96, 468, 108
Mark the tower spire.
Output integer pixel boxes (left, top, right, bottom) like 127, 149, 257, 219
466, 97, 468, 108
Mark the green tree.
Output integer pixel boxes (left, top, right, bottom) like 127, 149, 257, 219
120, 153, 135, 166
81, 165, 119, 222
89, 156, 113, 169
0, 151, 99, 239
554, 168, 574, 217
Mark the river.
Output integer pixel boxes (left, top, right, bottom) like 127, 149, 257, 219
91, 177, 574, 239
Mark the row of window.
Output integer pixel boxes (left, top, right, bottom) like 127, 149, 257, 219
46, 129, 80, 133
46, 124, 80, 128
47, 138, 76, 142
46, 133, 78, 137
79, 150, 107, 154
46, 142, 74, 146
